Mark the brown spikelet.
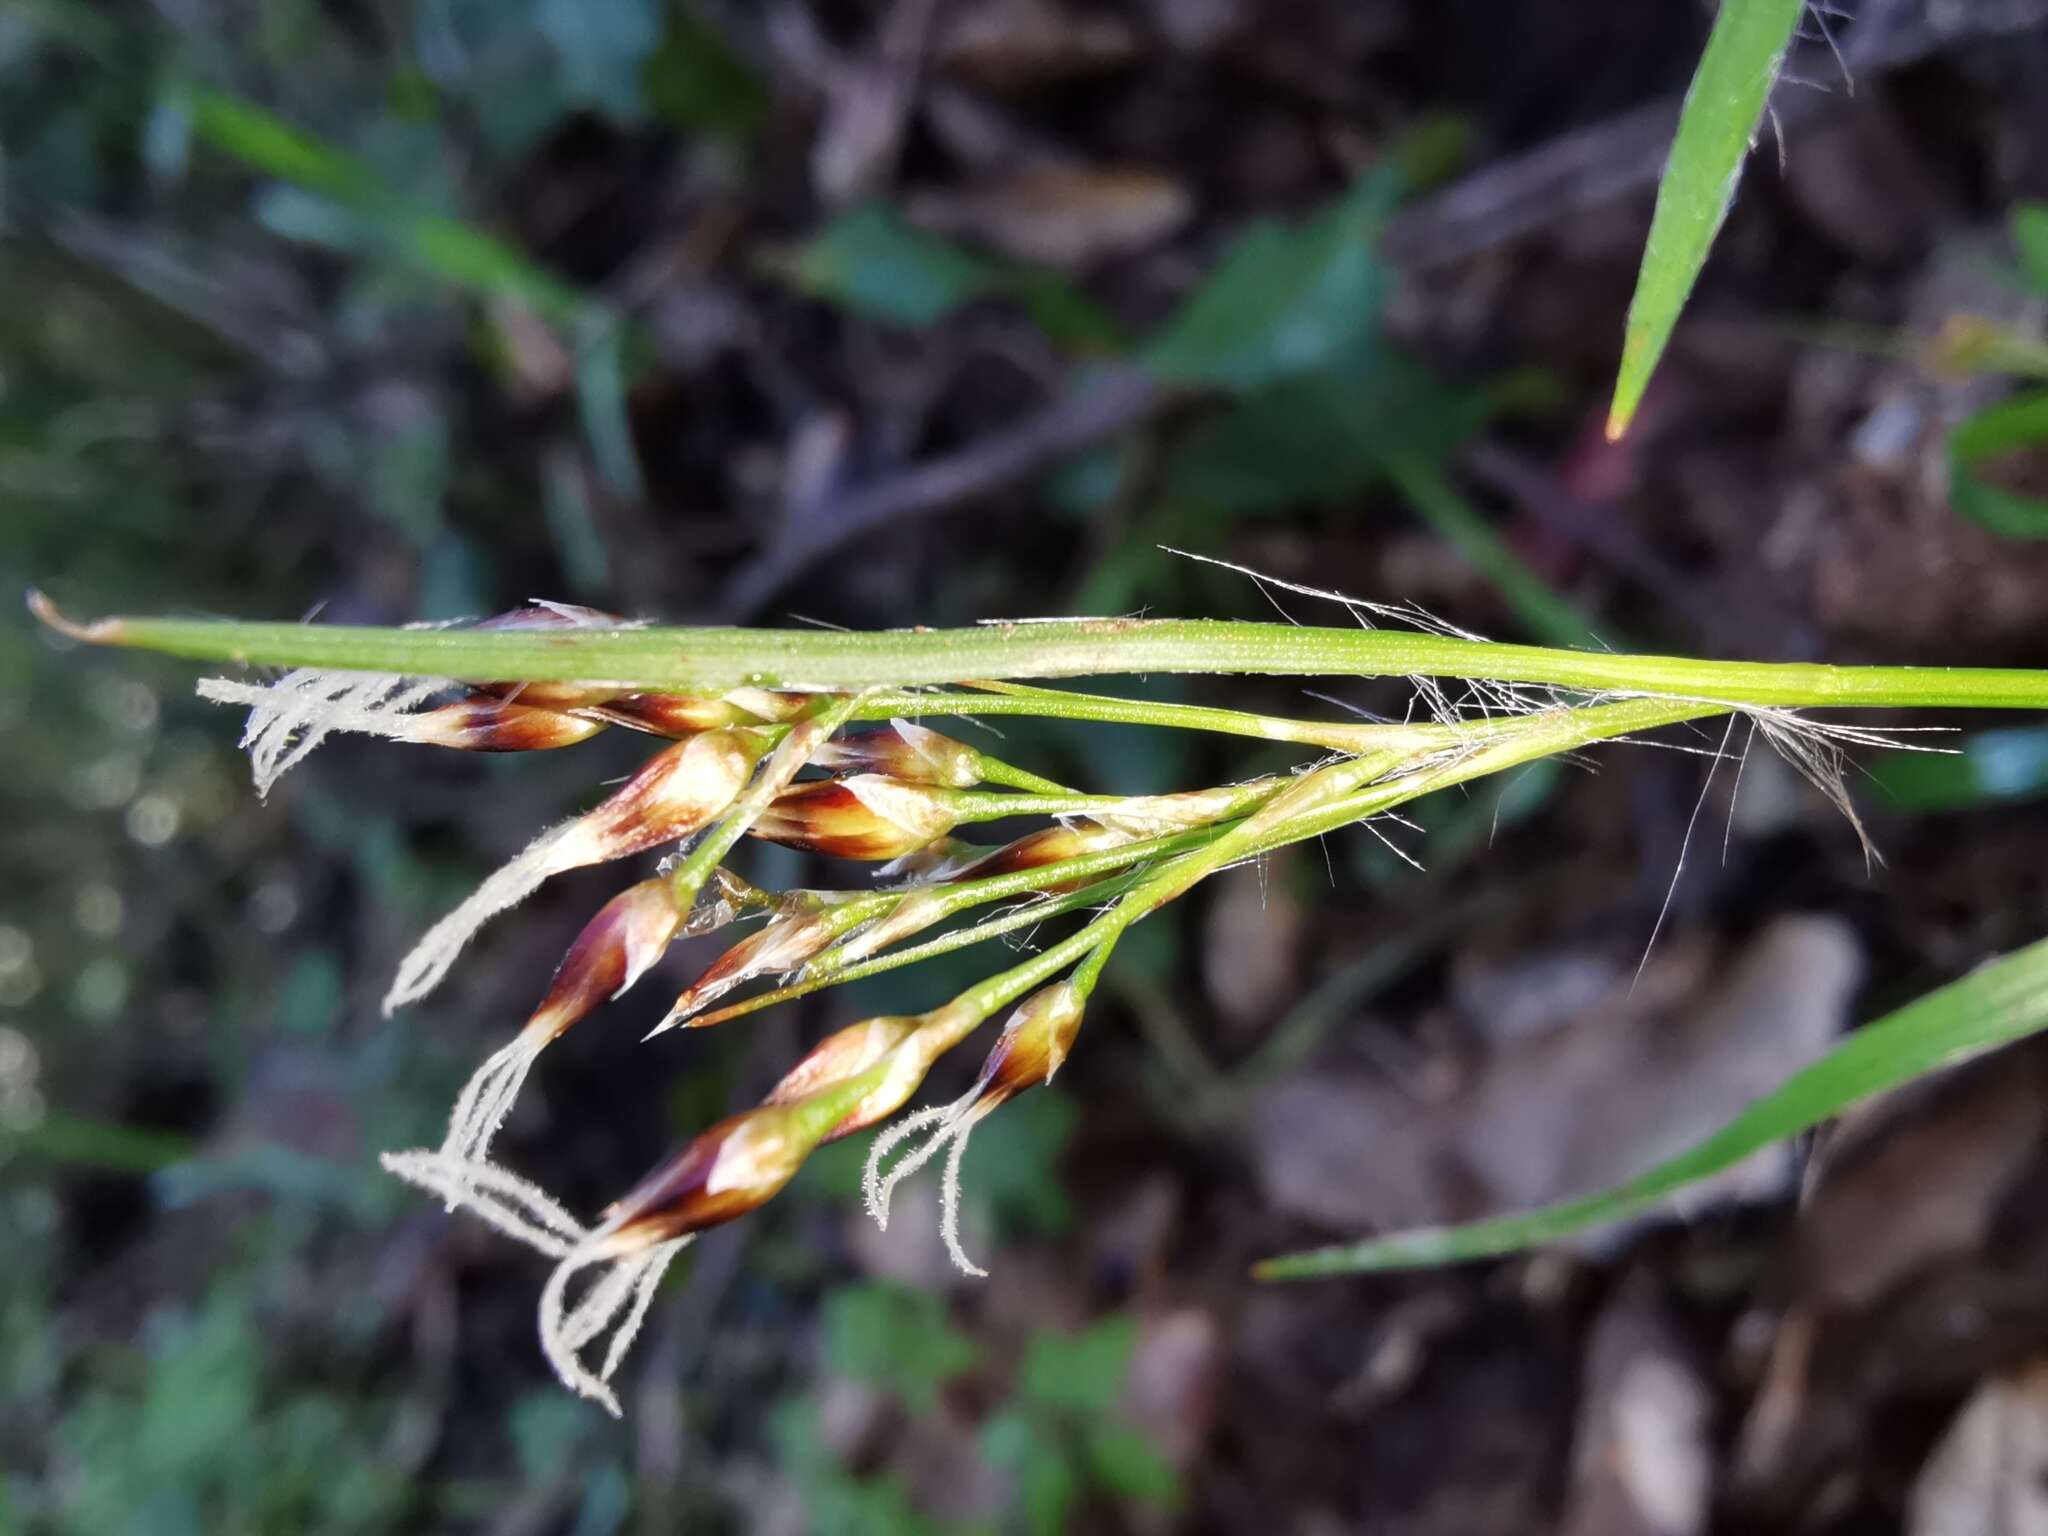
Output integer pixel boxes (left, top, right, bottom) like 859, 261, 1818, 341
569, 728, 770, 860
383, 728, 769, 1013
471, 603, 638, 710
602, 1011, 926, 1245
526, 879, 684, 1043
656, 911, 841, 1031
595, 693, 769, 735
406, 697, 612, 752
970, 981, 1084, 1105
811, 721, 983, 787
947, 821, 1133, 888
750, 776, 959, 860
763, 1014, 926, 1112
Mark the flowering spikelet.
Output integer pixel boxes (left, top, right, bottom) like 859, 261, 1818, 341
750, 775, 961, 859
497, 1005, 961, 1411
398, 1045, 926, 1418
195, 603, 626, 794
650, 910, 843, 1032
219, 686, 615, 752
198, 670, 457, 796
863, 982, 1084, 1276
383, 728, 768, 1013
434, 878, 687, 1181
810, 720, 984, 787
378, 1141, 689, 1417
1090, 781, 1277, 838
591, 688, 812, 736
813, 889, 952, 970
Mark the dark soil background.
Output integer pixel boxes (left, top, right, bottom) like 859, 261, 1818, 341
7, 1, 2048, 1531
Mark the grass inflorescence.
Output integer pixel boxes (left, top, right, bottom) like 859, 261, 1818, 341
33, 588, 2048, 1414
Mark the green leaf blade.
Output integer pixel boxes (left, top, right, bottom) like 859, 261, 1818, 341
1256, 934, 2048, 1280
1607, 0, 1805, 440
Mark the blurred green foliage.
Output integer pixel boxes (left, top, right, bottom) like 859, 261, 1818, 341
1868, 727, 2048, 811
781, 134, 1600, 643
1945, 204, 2048, 539
822, 1282, 977, 1414
1140, 171, 1397, 391
51, 1285, 410, 1535
780, 1286, 1180, 1536
787, 205, 1122, 348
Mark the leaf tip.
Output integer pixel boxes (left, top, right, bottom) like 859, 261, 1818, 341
27, 589, 126, 645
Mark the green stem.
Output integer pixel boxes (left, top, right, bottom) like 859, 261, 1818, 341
967, 753, 1074, 797
42, 598, 2048, 711
937, 776, 1284, 828
913, 681, 1401, 753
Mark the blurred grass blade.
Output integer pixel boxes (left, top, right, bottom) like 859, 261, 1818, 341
187, 88, 382, 203
1607, 0, 1805, 440
191, 87, 646, 501
2015, 203, 2048, 296
572, 311, 644, 500
1375, 447, 1604, 649
1948, 389, 2048, 539
188, 88, 589, 325
20, 1109, 193, 1175
1869, 727, 2048, 811
1256, 934, 2048, 1280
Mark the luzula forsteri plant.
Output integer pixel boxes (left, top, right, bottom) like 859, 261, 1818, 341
32, 580, 2048, 1415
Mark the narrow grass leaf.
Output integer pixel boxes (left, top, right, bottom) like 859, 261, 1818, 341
1948, 389, 2048, 539
1606, 0, 1805, 440
572, 311, 645, 500
1255, 934, 2048, 1279
18, 1109, 194, 1175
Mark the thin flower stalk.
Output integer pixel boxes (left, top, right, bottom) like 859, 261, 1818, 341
809, 719, 1073, 796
